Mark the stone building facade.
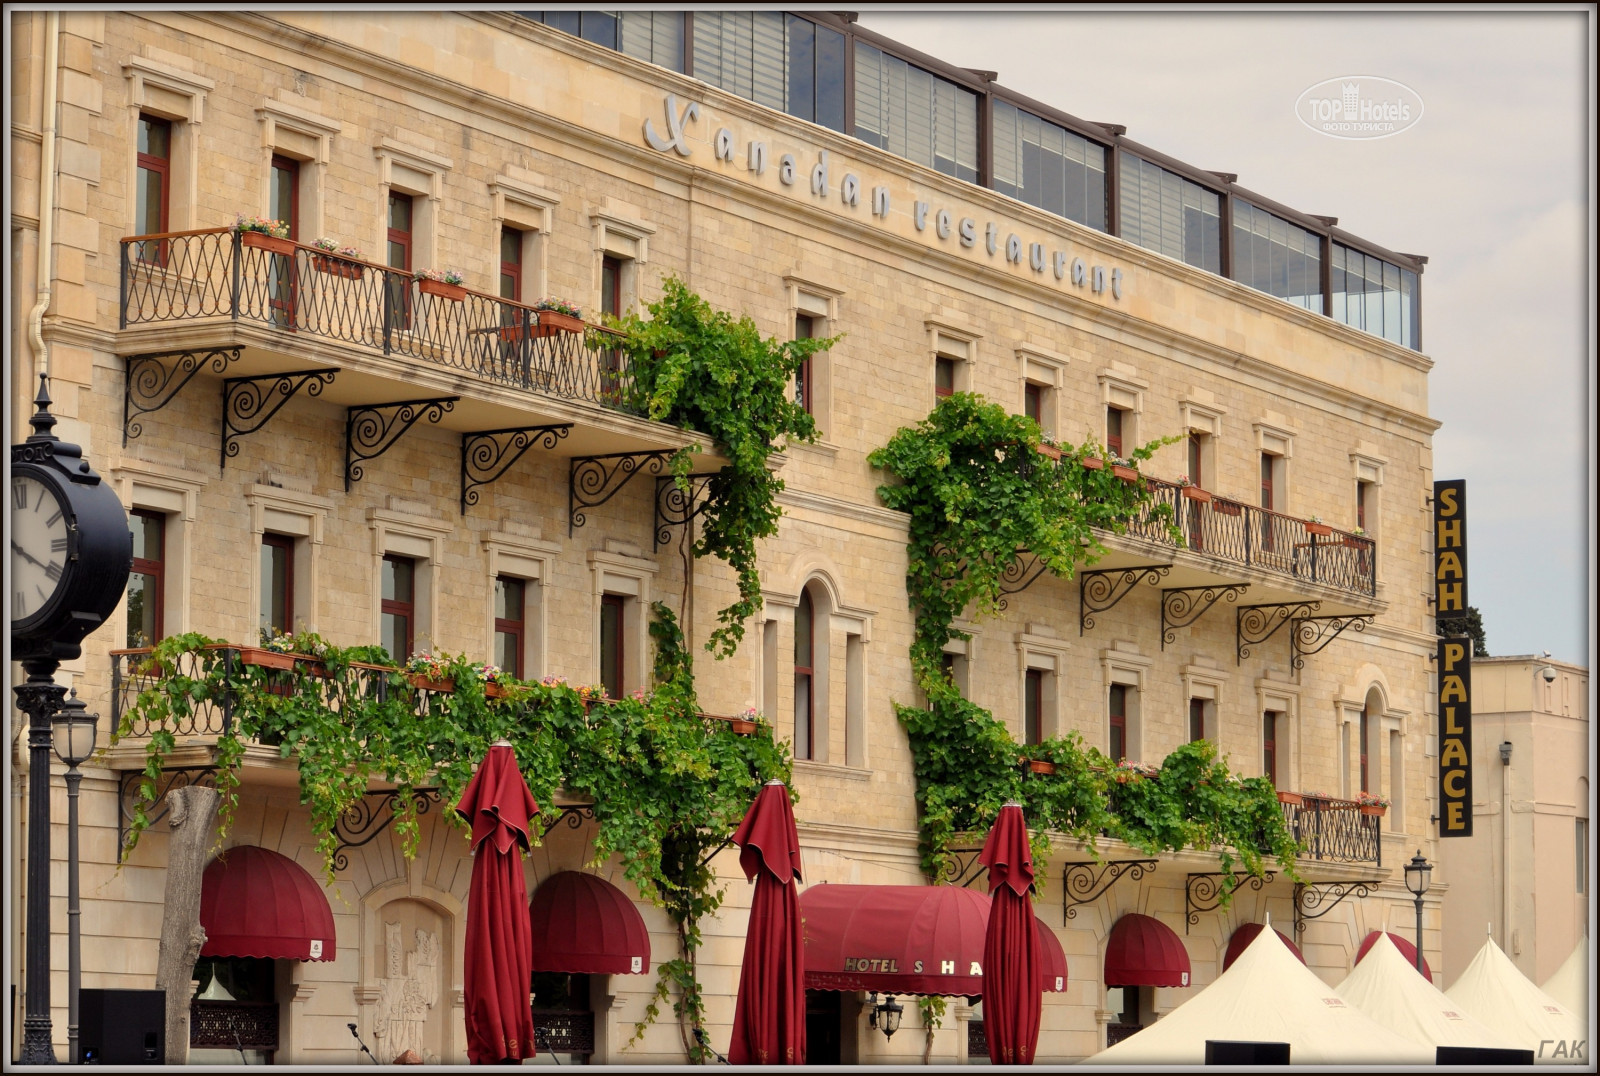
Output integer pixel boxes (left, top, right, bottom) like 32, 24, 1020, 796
10, 10, 1446, 1064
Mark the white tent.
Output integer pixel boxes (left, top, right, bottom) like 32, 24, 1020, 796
1084, 920, 1433, 1065
1540, 936, 1588, 1017
1445, 935, 1588, 1065
1336, 931, 1522, 1053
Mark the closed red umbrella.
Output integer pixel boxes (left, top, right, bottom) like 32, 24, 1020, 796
455, 741, 539, 1064
728, 780, 805, 1065
980, 802, 1041, 1065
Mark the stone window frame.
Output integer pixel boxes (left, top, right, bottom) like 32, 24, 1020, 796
590, 209, 656, 315
255, 98, 339, 240
110, 460, 205, 640
367, 507, 451, 658
926, 318, 980, 400
373, 138, 454, 274
122, 55, 214, 236
784, 274, 844, 443
1255, 678, 1301, 791
245, 478, 333, 635
1016, 344, 1069, 440
1097, 366, 1148, 458
1100, 643, 1154, 762
1179, 393, 1226, 491
587, 545, 658, 696
491, 176, 560, 304
1016, 627, 1070, 743
1180, 662, 1230, 752
940, 619, 981, 700
762, 578, 875, 772
1254, 418, 1298, 515
1349, 446, 1388, 583
482, 527, 561, 683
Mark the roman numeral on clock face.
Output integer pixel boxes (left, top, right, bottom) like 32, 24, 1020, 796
11, 480, 26, 510
52, 537, 68, 553
45, 562, 63, 582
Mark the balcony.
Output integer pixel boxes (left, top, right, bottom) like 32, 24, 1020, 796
1279, 792, 1382, 866
116, 229, 706, 466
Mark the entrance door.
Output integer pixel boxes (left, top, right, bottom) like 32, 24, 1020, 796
804, 989, 841, 1064
530, 971, 595, 1063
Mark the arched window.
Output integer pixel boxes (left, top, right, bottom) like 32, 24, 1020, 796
794, 590, 815, 761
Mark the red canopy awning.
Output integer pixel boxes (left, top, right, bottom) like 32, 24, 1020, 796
1223, 922, 1305, 971
199, 845, 336, 961
528, 871, 651, 976
1356, 930, 1433, 982
1104, 913, 1190, 988
1037, 916, 1068, 992
801, 884, 990, 996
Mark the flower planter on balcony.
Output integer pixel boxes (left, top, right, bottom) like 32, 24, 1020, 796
214, 645, 298, 671
1306, 522, 1334, 537
730, 719, 758, 736
1080, 456, 1105, 471
532, 311, 585, 337
1111, 464, 1138, 481
312, 254, 363, 280
1036, 443, 1062, 461
1358, 804, 1387, 817
485, 682, 509, 699
1181, 486, 1212, 503
1026, 759, 1057, 775
407, 673, 454, 693
418, 279, 466, 302
1213, 500, 1242, 516
1276, 790, 1304, 807
240, 231, 295, 256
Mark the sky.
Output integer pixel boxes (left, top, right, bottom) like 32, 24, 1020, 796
856, 6, 1593, 666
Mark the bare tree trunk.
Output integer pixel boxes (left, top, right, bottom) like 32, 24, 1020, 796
153, 785, 218, 1065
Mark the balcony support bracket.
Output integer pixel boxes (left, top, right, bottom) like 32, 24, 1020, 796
125, 348, 241, 446
569, 450, 674, 535
1292, 880, 1374, 935
1236, 601, 1321, 665
998, 551, 1052, 612
344, 396, 459, 491
460, 424, 572, 515
1161, 585, 1249, 649
332, 793, 594, 871
1185, 871, 1275, 933
117, 766, 218, 860
1080, 565, 1171, 635
221, 368, 339, 474
937, 846, 989, 889
1062, 859, 1160, 924
654, 474, 719, 550
1291, 614, 1374, 670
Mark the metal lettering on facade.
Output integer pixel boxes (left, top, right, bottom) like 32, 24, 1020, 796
643, 94, 1126, 301
1432, 479, 1467, 615
1437, 636, 1473, 838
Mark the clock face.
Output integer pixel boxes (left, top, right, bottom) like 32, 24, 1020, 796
11, 474, 70, 624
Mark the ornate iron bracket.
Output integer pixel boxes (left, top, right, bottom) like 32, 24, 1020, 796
569, 450, 674, 535
331, 787, 444, 871
221, 368, 338, 473
344, 396, 458, 491
1080, 565, 1171, 634
997, 551, 1051, 612
1161, 585, 1249, 649
938, 846, 989, 889
1290, 614, 1374, 670
1292, 880, 1373, 935
1062, 859, 1160, 924
654, 474, 718, 550
1184, 871, 1275, 933
1236, 601, 1321, 665
124, 348, 240, 446
117, 766, 218, 857
459, 424, 572, 514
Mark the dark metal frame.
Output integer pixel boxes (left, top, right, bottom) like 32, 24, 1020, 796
117, 766, 219, 856
331, 792, 597, 871
1185, 871, 1274, 933
1292, 879, 1374, 936
1080, 565, 1170, 634
937, 846, 988, 889
654, 473, 717, 550
1160, 585, 1248, 649
1236, 601, 1321, 665
460, 424, 572, 514
1061, 859, 1159, 923
222, 368, 338, 473
569, 450, 674, 535
1290, 614, 1374, 670
343, 396, 458, 491
997, 550, 1050, 612
123, 348, 241, 445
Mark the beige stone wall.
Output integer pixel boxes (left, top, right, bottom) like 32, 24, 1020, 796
10, 9, 1445, 1063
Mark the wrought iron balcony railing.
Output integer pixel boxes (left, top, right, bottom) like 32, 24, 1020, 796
1280, 792, 1382, 865
119, 229, 642, 416
1123, 475, 1376, 597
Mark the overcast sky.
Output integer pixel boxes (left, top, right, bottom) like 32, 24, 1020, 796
856, 6, 1593, 666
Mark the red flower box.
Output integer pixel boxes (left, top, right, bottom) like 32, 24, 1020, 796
240, 231, 295, 256
532, 311, 585, 337
1306, 522, 1333, 537
312, 254, 363, 280
1276, 790, 1304, 807
1182, 486, 1212, 503
1036, 443, 1062, 461
407, 673, 454, 693
730, 719, 757, 735
485, 682, 508, 699
1112, 464, 1138, 481
1081, 457, 1105, 471
1027, 759, 1057, 775
1358, 804, 1387, 817
418, 278, 466, 302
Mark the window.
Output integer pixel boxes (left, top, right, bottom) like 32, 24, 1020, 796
1185, 431, 1209, 551
991, 101, 1108, 231
381, 554, 416, 659
1262, 711, 1278, 786
1359, 703, 1373, 793
935, 357, 957, 398
1187, 432, 1204, 489
1578, 818, 1588, 894
1356, 479, 1372, 532
260, 533, 294, 637
794, 589, 815, 761
692, 12, 845, 132
1332, 243, 1420, 350
854, 42, 979, 182
495, 576, 526, 679
1231, 201, 1324, 314
127, 509, 165, 647
134, 115, 171, 263
1024, 382, 1043, 425
1107, 406, 1125, 458
1189, 698, 1206, 743
1108, 683, 1128, 762
794, 312, 816, 413
1118, 155, 1220, 272
522, 11, 688, 73
599, 255, 625, 399
599, 593, 625, 700
386, 191, 414, 329
1025, 668, 1044, 746
267, 155, 299, 328
500, 226, 523, 303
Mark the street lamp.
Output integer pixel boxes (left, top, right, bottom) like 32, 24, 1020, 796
51, 690, 99, 1065
1403, 849, 1433, 975
866, 993, 904, 1039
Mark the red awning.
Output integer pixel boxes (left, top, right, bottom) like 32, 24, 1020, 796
1104, 913, 1190, 988
528, 871, 651, 975
802, 884, 991, 996
199, 845, 336, 961
1356, 930, 1433, 982
1223, 922, 1305, 971
1037, 917, 1068, 993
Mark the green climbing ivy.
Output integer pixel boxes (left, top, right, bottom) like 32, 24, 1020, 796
608, 277, 836, 657
869, 393, 1300, 889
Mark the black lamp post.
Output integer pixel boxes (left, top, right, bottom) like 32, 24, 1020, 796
51, 691, 99, 1065
1403, 849, 1433, 974
866, 993, 904, 1040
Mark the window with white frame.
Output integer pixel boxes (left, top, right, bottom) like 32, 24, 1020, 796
928, 322, 978, 403
367, 507, 449, 660
1181, 664, 1228, 749
1098, 367, 1146, 458
491, 176, 559, 305
1101, 645, 1152, 762
1017, 346, 1068, 440
590, 210, 655, 316
1017, 629, 1068, 745
484, 529, 558, 682
246, 481, 330, 637
112, 463, 203, 644
256, 98, 338, 242
374, 138, 452, 282
124, 56, 213, 241
588, 546, 657, 698
785, 276, 842, 439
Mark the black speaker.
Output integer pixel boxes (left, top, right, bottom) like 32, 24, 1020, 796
1437, 1045, 1536, 1065
79, 988, 164, 1064
1205, 1039, 1292, 1065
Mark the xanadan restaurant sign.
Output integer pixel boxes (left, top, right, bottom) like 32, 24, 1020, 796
1433, 479, 1471, 837
644, 94, 1127, 302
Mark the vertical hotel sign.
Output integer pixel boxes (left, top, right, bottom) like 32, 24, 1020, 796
1434, 479, 1471, 837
